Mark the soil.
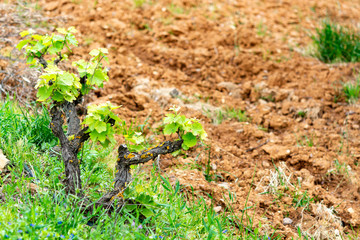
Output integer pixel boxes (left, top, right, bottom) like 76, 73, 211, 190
2, 0, 360, 238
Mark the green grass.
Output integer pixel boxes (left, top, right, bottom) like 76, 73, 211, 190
133, 0, 146, 8
168, 3, 188, 15
205, 107, 249, 125
343, 79, 360, 103
311, 21, 360, 63
297, 110, 306, 118
0, 99, 276, 239
256, 21, 268, 37
0, 99, 57, 149
295, 134, 315, 147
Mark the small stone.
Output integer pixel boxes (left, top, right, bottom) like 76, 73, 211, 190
217, 182, 230, 190
0, 150, 9, 171
43, 1, 58, 11
269, 115, 288, 129
348, 208, 355, 214
217, 82, 238, 92
262, 161, 270, 168
170, 88, 180, 98
262, 144, 291, 160
213, 206, 222, 213
283, 217, 293, 225
211, 163, 217, 170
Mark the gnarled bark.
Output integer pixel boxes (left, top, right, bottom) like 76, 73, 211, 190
50, 105, 82, 195
115, 140, 183, 189
93, 138, 183, 208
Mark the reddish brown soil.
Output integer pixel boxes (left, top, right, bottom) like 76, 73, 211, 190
4, 0, 360, 238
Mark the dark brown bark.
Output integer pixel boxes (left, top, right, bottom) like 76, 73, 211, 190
35, 55, 48, 69
50, 105, 82, 195
114, 139, 183, 189
63, 102, 80, 137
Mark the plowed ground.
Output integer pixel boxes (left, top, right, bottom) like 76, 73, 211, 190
3, 0, 360, 238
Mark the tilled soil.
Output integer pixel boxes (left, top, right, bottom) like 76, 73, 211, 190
4, 0, 360, 238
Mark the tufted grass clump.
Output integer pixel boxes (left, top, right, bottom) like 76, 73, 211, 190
0, 98, 57, 148
343, 80, 360, 103
311, 21, 360, 63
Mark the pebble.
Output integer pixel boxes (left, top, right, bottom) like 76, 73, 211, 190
283, 217, 293, 225
213, 206, 222, 213
170, 88, 180, 98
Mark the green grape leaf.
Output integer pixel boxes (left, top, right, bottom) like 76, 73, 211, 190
91, 69, 106, 86
41, 35, 53, 47
94, 121, 107, 133
16, 39, 29, 50
56, 28, 67, 35
67, 26, 77, 34
83, 117, 95, 130
32, 41, 46, 53
26, 55, 34, 64
182, 132, 197, 148
89, 131, 99, 142
63, 93, 76, 102
58, 72, 74, 86
66, 34, 78, 46
90, 130, 107, 143
174, 115, 186, 125
72, 59, 88, 77
37, 86, 53, 102
52, 35, 65, 42
164, 123, 179, 135
52, 91, 64, 102
89, 49, 100, 56
129, 144, 145, 152
181, 143, 189, 150
163, 113, 175, 124
20, 30, 30, 37
98, 48, 108, 54
31, 35, 42, 41
190, 122, 203, 136
48, 41, 63, 55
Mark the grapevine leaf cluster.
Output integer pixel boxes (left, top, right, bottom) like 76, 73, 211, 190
17, 27, 78, 66
163, 106, 207, 150
82, 102, 121, 147
17, 27, 113, 144
72, 48, 109, 95
35, 63, 81, 102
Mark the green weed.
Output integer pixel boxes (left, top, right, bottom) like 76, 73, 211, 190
168, 3, 188, 15
257, 125, 268, 132
292, 191, 314, 210
133, 0, 146, 8
256, 21, 268, 37
297, 111, 306, 118
343, 80, 360, 103
311, 21, 360, 63
0, 99, 57, 148
328, 158, 351, 179
296, 134, 315, 147
205, 107, 248, 125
